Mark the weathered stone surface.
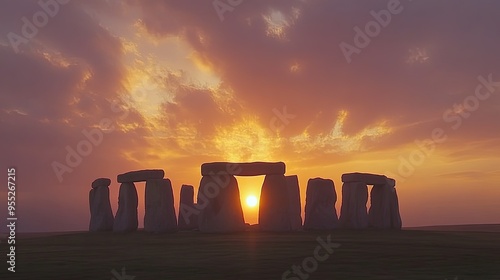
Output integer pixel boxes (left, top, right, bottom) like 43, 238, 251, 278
91, 178, 111, 189
390, 188, 402, 229
368, 183, 393, 229
144, 179, 177, 233
89, 185, 114, 232
367, 178, 402, 229
339, 182, 369, 229
117, 169, 164, 183
197, 175, 245, 232
259, 174, 290, 231
178, 184, 198, 230
303, 178, 338, 230
285, 175, 302, 230
113, 182, 138, 232
342, 172, 395, 185
201, 162, 285, 176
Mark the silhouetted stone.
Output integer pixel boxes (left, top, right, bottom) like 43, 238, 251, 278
369, 178, 402, 229
303, 178, 338, 230
342, 172, 394, 185
390, 187, 402, 229
259, 174, 290, 231
113, 182, 138, 232
197, 175, 245, 232
339, 182, 369, 229
89, 185, 114, 232
201, 162, 285, 176
144, 179, 177, 233
117, 169, 164, 183
343, 172, 402, 230
178, 184, 198, 230
91, 178, 111, 189
368, 181, 394, 229
285, 175, 302, 230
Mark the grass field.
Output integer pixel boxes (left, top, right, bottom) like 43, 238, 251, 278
1, 227, 500, 280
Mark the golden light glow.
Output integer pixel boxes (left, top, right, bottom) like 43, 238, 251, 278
290, 110, 392, 153
213, 117, 282, 161
246, 195, 258, 208
263, 10, 289, 39
123, 59, 173, 120
190, 51, 214, 74
39, 50, 73, 68
262, 7, 301, 40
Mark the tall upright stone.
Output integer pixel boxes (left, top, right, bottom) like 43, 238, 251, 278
89, 178, 114, 232
390, 187, 402, 229
339, 182, 369, 229
285, 175, 302, 230
178, 184, 198, 230
259, 174, 290, 231
113, 182, 138, 232
343, 173, 402, 230
303, 178, 338, 230
144, 179, 177, 233
197, 174, 245, 233
92, 178, 111, 189
368, 182, 393, 229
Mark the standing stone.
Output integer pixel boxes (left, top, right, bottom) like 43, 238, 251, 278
113, 182, 138, 232
259, 174, 290, 231
285, 175, 302, 230
390, 187, 402, 229
89, 181, 114, 232
368, 181, 393, 229
144, 179, 177, 233
92, 178, 112, 189
339, 182, 369, 229
303, 178, 338, 230
197, 175, 245, 232
178, 184, 198, 230
342, 172, 402, 230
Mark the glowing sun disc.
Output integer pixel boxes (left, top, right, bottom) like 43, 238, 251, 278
246, 195, 258, 207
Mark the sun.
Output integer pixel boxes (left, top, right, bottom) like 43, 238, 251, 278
246, 195, 258, 208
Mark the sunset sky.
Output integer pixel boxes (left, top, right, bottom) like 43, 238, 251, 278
1, 0, 499, 232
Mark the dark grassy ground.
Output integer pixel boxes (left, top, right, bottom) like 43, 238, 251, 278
1, 229, 500, 280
